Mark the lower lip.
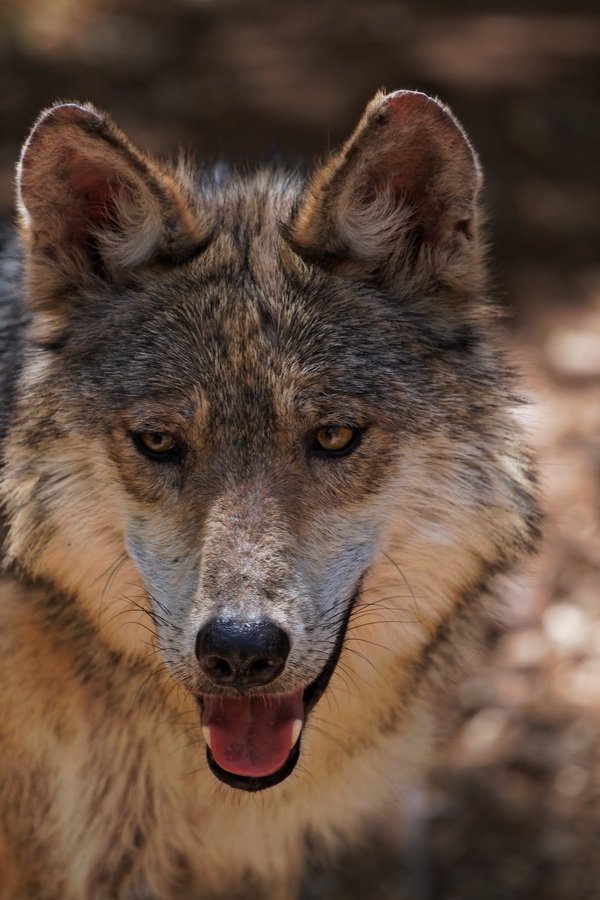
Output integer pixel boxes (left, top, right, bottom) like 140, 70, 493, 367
205, 740, 302, 792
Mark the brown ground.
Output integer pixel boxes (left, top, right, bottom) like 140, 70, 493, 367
1, 2, 599, 897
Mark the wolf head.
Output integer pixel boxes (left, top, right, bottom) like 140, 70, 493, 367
2, 92, 537, 790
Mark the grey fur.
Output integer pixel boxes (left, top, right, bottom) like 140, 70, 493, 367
0, 93, 540, 899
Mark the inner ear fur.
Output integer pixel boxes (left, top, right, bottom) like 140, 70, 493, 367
17, 103, 209, 303
286, 90, 484, 292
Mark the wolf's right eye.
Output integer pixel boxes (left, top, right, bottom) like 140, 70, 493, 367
311, 425, 362, 457
133, 431, 181, 461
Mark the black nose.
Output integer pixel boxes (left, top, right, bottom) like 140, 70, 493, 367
195, 618, 290, 688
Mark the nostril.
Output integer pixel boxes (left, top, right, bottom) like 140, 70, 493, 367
251, 658, 274, 674
195, 618, 290, 688
248, 657, 277, 681
205, 655, 233, 680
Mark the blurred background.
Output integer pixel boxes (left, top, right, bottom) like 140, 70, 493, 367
0, 1, 599, 897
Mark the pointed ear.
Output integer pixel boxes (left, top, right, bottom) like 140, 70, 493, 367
17, 103, 209, 304
286, 90, 483, 291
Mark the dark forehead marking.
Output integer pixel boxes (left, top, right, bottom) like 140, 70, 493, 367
59, 167, 484, 422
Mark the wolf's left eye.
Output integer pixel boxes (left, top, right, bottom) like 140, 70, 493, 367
311, 425, 361, 457
133, 431, 181, 461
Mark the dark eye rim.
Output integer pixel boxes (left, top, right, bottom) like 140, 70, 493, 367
309, 425, 363, 459
132, 430, 184, 463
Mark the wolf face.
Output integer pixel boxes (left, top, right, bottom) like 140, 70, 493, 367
1, 93, 538, 801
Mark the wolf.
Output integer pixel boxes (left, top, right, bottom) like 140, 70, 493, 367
0, 90, 539, 898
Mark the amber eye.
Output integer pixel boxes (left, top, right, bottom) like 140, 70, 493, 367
133, 431, 179, 460
312, 425, 361, 456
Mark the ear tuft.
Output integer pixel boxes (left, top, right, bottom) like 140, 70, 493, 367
286, 90, 483, 292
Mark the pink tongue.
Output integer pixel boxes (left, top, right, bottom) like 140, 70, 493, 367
203, 691, 304, 778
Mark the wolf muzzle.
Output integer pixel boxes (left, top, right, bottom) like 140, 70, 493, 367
196, 617, 291, 689
197, 594, 358, 792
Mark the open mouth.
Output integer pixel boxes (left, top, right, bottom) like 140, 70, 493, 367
197, 598, 354, 793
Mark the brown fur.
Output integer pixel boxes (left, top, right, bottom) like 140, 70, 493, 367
0, 91, 539, 898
